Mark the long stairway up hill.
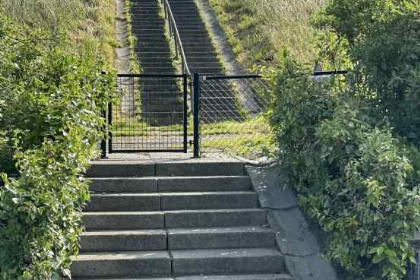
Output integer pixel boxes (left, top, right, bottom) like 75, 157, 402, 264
70, 159, 292, 279
168, 0, 224, 74
130, 0, 183, 125
167, 0, 243, 121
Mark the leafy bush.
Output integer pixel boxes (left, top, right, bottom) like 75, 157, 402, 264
0, 16, 116, 279
316, 0, 420, 145
270, 58, 420, 280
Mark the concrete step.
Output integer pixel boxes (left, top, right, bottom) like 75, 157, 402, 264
176, 275, 293, 280
86, 160, 245, 177
158, 176, 252, 192
135, 51, 173, 56
185, 56, 220, 63
84, 208, 267, 231
141, 62, 176, 68
133, 29, 167, 35
135, 45, 171, 52
86, 193, 160, 211
139, 57, 173, 64
71, 251, 171, 278
83, 211, 164, 230
165, 209, 267, 228
134, 34, 167, 40
90, 178, 157, 193
188, 62, 222, 69
178, 26, 208, 32
87, 191, 256, 211
141, 66, 178, 71
168, 227, 275, 250
171, 248, 285, 276
181, 41, 214, 47
190, 67, 225, 74
183, 45, 216, 52
90, 176, 251, 193
81, 229, 167, 252
161, 191, 258, 210
131, 21, 165, 27
141, 68, 178, 74
136, 40, 170, 46
185, 51, 219, 57
74, 275, 291, 280
179, 33, 212, 39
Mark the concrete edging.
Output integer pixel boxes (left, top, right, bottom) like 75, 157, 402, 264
246, 164, 339, 280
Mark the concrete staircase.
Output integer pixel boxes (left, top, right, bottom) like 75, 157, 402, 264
71, 160, 291, 279
168, 0, 224, 74
167, 0, 242, 121
130, 0, 183, 125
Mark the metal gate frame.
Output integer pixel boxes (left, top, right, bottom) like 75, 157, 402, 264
192, 73, 266, 158
102, 74, 189, 156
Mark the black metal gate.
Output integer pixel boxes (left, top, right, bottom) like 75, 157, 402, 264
108, 74, 189, 153
192, 73, 272, 158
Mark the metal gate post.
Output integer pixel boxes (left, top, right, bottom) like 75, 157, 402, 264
108, 102, 113, 154
100, 109, 107, 158
183, 74, 188, 153
193, 73, 201, 158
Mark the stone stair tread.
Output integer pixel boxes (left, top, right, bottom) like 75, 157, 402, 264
171, 248, 285, 275
74, 251, 170, 261
80, 229, 167, 252
82, 229, 166, 236
171, 248, 282, 259
168, 226, 275, 249
176, 275, 292, 280
168, 226, 273, 235
90, 176, 251, 193
75, 278, 174, 280
91, 191, 255, 196
74, 275, 291, 280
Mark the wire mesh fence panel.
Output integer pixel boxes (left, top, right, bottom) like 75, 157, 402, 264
110, 74, 187, 152
198, 75, 275, 159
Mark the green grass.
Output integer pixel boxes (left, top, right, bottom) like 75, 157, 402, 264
209, 0, 326, 70
112, 116, 276, 158
112, 116, 268, 136
0, 0, 117, 66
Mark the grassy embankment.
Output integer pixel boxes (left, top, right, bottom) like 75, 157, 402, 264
0, 0, 117, 66
193, 0, 326, 157
209, 0, 325, 70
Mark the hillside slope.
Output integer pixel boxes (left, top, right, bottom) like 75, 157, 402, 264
0, 0, 117, 64
208, 0, 325, 71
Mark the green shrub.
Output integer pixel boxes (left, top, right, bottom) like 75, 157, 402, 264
316, 0, 420, 145
270, 58, 420, 279
0, 17, 116, 279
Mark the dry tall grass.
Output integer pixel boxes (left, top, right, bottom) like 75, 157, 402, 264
0, 0, 117, 63
209, 0, 326, 70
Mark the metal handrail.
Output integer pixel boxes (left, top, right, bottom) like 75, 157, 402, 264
161, 0, 191, 77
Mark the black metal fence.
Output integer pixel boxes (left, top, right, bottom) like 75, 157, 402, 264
107, 74, 188, 153
193, 74, 273, 158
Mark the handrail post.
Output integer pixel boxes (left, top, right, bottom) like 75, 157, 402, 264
193, 73, 200, 158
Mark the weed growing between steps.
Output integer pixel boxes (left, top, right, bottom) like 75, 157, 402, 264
0, 14, 117, 279
124, 0, 141, 74
269, 1, 420, 279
